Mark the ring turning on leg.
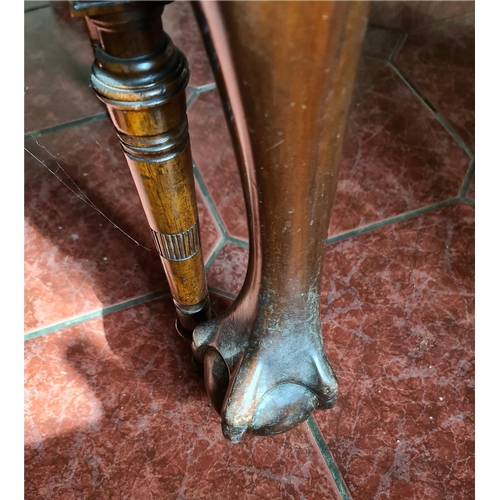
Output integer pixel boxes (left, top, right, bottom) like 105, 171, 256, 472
72, 1, 212, 336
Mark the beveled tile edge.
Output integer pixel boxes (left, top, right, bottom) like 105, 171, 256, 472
326, 197, 461, 246
24, 289, 170, 341
24, 112, 109, 140
388, 61, 474, 159
187, 92, 233, 263
307, 416, 353, 500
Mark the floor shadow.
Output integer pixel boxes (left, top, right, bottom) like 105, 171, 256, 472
24, 295, 232, 499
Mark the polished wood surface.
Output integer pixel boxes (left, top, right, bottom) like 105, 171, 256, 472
72, 1, 211, 336
192, 0, 369, 441
71, 0, 368, 442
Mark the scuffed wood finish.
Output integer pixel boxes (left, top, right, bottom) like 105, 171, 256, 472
192, 1, 369, 442
71, 1, 211, 336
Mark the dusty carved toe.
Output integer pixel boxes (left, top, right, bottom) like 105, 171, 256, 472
193, 302, 338, 443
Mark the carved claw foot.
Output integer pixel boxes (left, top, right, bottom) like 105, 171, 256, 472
193, 295, 338, 443
190, 1, 367, 443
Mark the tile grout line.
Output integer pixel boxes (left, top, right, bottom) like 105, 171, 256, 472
187, 84, 249, 252
208, 286, 236, 300
187, 85, 231, 247
362, 54, 389, 63
365, 23, 405, 36
204, 236, 226, 272
24, 4, 51, 13
192, 161, 229, 241
24, 289, 170, 341
226, 235, 249, 249
24, 79, 211, 140
186, 89, 200, 109
186, 88, 225, 242
24, 85, 224, 343
387, 61, 474, 159
407, 12, 475, 34
389, 32, 408, 61
459, 159, 475, 198
185, 89, 229, 287
24, 112, 109, 140
25, 232, 230, 343
189, 82, 217, 94
307, 416, 353, 500
326, 198, 459, 246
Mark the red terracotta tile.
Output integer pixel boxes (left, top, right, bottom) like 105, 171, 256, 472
161, 1, 214, 89
24, 4, 105, 133
188, 91, 249, 241
24, 120, 220, 332
329, 58, 470, 237
206, 243, 249, 296
369, 1, 475, 32
25, 298, 342, 499
362, 26, 402, 59
396, 17, 475, 151
316, 203, 474, 499
208, 292, 233, 316
24, 1, 212, 135
195, 185, 222, 264
188, 60, 470, 242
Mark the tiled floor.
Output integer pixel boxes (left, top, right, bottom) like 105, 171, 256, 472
24, 2, 474, 499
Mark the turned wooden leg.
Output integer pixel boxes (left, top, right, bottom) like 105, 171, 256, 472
192, 1, 368, 442
70, 1, 212, 337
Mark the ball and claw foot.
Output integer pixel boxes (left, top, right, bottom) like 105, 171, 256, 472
192, 309, 339, 443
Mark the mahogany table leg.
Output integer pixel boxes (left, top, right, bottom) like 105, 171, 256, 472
192, 1, 369, 442
71, 1, 212, 337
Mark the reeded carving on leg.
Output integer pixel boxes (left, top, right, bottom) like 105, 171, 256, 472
72, 1, 212, 335
192, 1, 368, 442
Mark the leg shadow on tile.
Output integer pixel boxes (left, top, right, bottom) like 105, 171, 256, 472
25, 295, 343, 499
25, 299, 208, 498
